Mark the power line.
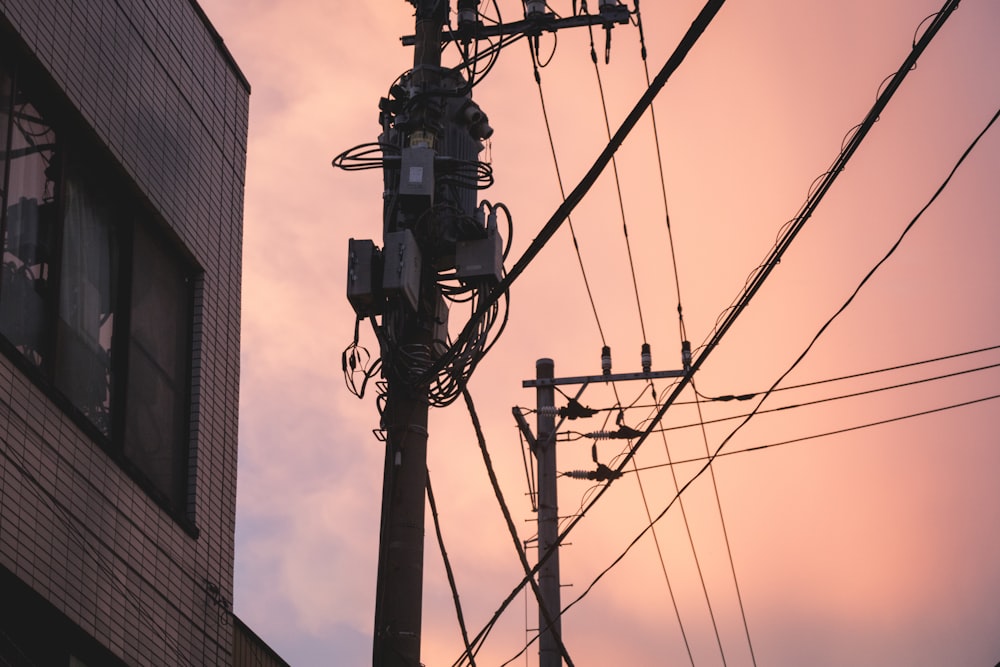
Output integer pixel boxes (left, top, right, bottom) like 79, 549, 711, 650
539, 0, 965, 554
536, 343, 1000, 416
447, 5, 769, 661
478, 8, 971, 660
627, 393, 1000, 472
558, 92, 1000, 640
455, 387, 574, 667
528, 39, 607, 345
424, 0, 728, 385
693, 344, 1000, 404
634, 0, 690, 347
513, 4, 735, 663
585, 19, 649, 344
426, 472, 476, 666
648, 385, 729, 667
453, 2, 968, 663
688, 376, 758, 667
553, 393, 1000, 627
694, 0, 962, 361
561, 359, 1000, 440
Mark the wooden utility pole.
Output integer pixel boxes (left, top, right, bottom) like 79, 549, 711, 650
371, 3, 445, 666
360, 4, 635, 666
520, 353, 688, 665
535, 358, 562, 667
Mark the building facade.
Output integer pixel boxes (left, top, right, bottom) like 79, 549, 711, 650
0, 0, 252, 664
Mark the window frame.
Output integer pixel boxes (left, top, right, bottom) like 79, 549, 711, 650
0, 34, 201, 535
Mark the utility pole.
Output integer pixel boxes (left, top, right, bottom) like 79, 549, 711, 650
370, 3, 445, 666
518, 350, 689, 666
344, 4, 638, 666
535, 359, 561, 667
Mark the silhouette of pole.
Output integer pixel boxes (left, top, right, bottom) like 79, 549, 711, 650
535, 358, 562, 667
371, 2, 446, 665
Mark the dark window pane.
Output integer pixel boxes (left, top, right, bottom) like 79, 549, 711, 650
0, 90, 57, 367
1, 62, 10, 203
54, 167, 117, 437
123, 223, 190, 508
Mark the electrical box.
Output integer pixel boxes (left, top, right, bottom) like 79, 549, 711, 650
383, 229, 422, 311
346, 238, 382, 316
455, 225, 502, 284
398, 146, 435, 207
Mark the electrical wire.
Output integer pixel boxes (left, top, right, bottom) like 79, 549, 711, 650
689, 375, 756, 667
513, 408, 539, 512
618, 0, 749, 657
633, 0, 690, 348
449, 0, 528, 89
527, 25, 695, 648
557, 93, 1000, 642
454, 6, 968, 659
644, 394, 714, 667
622, 45, 746, 667
554, 400, 1000, 626
585, 16, 648, 344
695, 345, 1000, 403
528, 39, 607, 345
627, 392, 1000, 473
675, 361, 1000, 434
570, 56, 988, 553
566, 0, 967, 495
515, 23, 721, 655
526, 34, 665, 631
427, 471, 477, 667
561, 360, 1000, 440
694, 0, 962, 364
425, 0, 726, 385
343, 317, 381, 399
455, 386, 574, 667
448, 5, 730, 661
542, 343, 1000, 416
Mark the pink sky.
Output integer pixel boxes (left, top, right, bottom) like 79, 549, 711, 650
198, 1, 999, 664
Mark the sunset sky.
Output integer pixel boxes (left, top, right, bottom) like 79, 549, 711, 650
197, 1, 999, 664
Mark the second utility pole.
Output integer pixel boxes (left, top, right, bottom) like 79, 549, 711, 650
535, 358, 562, 667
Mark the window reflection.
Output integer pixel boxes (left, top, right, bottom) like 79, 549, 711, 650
1, 85, 58, 368
0, 66, 7, 203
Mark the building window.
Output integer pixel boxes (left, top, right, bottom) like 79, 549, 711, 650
0, 67, 57, 371
123, 221, 193, 508
0, 50, 195, 517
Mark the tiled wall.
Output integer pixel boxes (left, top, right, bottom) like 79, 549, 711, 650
0, 0, 248, 664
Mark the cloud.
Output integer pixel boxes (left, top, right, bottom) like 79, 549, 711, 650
202, 0, 1000, 664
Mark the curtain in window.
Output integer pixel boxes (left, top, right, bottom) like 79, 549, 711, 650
54, 170, 116, 437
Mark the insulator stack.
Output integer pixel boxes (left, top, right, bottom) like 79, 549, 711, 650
641, 343, 651, 373
601, 345, 612, 377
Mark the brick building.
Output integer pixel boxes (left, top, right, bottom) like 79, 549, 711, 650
0, 1, 274, 664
